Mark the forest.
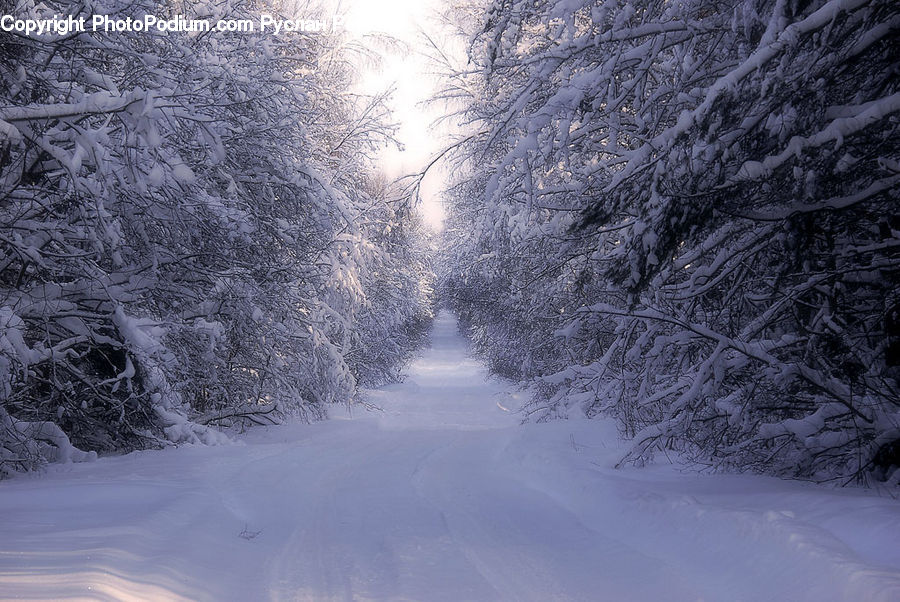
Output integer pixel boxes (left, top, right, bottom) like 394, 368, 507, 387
0, 0, 435, 474
2, 0, 899, 487
439, 0, 899, 485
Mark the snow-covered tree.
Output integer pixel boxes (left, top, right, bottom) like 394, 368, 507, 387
1, 0, 433, 475
441, 0, 899, 483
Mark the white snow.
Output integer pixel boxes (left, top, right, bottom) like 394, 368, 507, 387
1, 311, 899, 601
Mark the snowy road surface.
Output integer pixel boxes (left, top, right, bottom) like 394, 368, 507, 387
2, 312, 900, 601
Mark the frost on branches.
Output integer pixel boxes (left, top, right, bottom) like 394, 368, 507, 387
0, 0, 433, 476
440, 0, 899, 484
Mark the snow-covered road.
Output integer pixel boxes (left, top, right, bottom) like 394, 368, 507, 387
2, 312, 900, 601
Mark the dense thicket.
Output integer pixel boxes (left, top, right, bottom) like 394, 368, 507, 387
0, 0, 433, 475
441, 0, 899, 484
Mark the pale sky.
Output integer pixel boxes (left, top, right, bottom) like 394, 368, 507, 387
339, 0, 453, 230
